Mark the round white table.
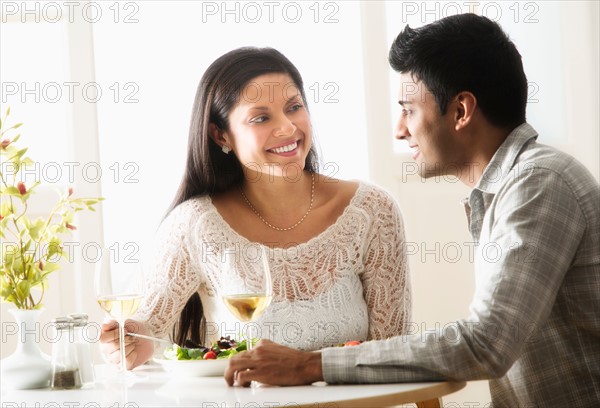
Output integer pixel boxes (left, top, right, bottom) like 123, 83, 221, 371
1, 364, 466, 408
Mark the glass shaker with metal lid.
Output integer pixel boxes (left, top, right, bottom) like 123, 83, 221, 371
50, 316, 82, 389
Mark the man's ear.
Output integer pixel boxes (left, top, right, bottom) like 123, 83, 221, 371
453, 92, 477, 131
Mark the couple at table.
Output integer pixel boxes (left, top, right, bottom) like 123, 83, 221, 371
100, 13, 600, 407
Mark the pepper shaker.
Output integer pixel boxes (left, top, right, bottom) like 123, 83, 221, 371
50, 317, 82, 390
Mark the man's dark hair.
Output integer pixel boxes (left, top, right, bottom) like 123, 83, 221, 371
389, 13, 528, 130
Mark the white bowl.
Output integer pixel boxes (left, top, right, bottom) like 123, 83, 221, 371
154, 358, 229, 377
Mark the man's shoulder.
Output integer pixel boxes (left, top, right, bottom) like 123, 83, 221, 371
509, 141, 598, 193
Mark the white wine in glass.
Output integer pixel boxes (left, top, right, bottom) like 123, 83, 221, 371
95, 245, 145, 382
222, 294, 271, 322
97, 294, 143, 321
221, 246, 272, 352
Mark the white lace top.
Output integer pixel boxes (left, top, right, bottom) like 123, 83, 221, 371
137, 182, 411, 350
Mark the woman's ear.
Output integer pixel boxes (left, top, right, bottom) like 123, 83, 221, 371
454, 92, 477, 131
209, 123, 231, 146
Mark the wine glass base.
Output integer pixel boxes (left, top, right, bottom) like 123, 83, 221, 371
96, 367, 147, 385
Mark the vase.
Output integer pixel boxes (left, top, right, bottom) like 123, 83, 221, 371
1, 308, 52, 389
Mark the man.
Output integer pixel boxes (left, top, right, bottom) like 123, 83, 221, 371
225, 13, 600, 407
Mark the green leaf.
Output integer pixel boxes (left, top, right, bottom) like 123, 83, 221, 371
176, 346, 191, 360
18, 215, 31, 230
1, 200, 14, 217
12, 254, 25, 275
27, 264, 36, 282
1, 186, 21, 196
15, 147, 28, 160
45, 238, 63, 260
1, 283, 16, 301
41, 262, 60, 274
216, 349, 238, 359
5, 106, 10, 117
187, 348, 204, 359
16, 280, 31, 301
0, 145, 18, 157
3, 293, 17, 304
22, 239, 32, 253
62, 212, 74, 223
28, 218, 45, 241
20, 157, 34, 169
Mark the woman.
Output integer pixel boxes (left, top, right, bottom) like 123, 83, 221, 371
100, 47, 411, 369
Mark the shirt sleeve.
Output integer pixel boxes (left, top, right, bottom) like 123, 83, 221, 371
360, 188, 412, 340
134, 203, 201, 339
323, 167, 586, 383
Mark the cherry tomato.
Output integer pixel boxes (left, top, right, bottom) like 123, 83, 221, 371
203, 350, 217, 359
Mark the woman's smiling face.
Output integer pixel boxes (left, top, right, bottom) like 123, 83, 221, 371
223, 73, 312, 179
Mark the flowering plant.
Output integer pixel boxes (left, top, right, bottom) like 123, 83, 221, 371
0, 107, 104, 309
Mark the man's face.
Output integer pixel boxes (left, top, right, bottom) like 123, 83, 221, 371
395, 73, 457, 178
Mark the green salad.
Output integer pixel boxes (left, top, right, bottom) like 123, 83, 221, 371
163, 336, 251, 360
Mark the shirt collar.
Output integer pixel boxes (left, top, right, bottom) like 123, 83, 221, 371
474, 123, 539, 195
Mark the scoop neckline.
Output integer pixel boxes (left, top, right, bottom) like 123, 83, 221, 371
204, 181, 366, 251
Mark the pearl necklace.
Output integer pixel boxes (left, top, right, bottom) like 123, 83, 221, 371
239, 173, 315, 232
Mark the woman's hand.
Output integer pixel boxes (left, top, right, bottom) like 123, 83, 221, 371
99, 319, 155, 370
225, 339, 324, 386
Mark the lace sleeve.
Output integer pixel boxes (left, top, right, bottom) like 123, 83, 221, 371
360, 188, 411, 340
135, 201, 201, 339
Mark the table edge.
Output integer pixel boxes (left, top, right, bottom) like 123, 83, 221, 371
295, 381, 467, 408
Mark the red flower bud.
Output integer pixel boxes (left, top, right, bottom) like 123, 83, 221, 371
66, 222, 77, 230
39, 261, 44, 270
0, 214, 3, 221
1, 139, 10, 149
68, 187, 73, 196
17, 182, 27, 195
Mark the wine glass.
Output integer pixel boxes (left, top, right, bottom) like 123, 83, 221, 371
220, 245, 272, 354
95, 245, 145, 382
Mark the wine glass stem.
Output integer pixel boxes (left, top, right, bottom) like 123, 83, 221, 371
118, 319, 126, 372
246, 325, 256, 389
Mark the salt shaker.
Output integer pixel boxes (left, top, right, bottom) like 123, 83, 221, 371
51, 317, 82, 390
68, 313, 95, 386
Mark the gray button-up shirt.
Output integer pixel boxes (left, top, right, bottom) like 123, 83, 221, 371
321, 123, 600, 407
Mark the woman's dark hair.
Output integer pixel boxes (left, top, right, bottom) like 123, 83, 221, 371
168, 47, 320, 346
389, 13, 528, 131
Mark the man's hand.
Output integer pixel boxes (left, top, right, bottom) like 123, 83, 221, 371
99, 319, 154, 370
225, 339, 324, 386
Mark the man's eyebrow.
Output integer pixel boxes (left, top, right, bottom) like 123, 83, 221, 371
398, 100, 413, 106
